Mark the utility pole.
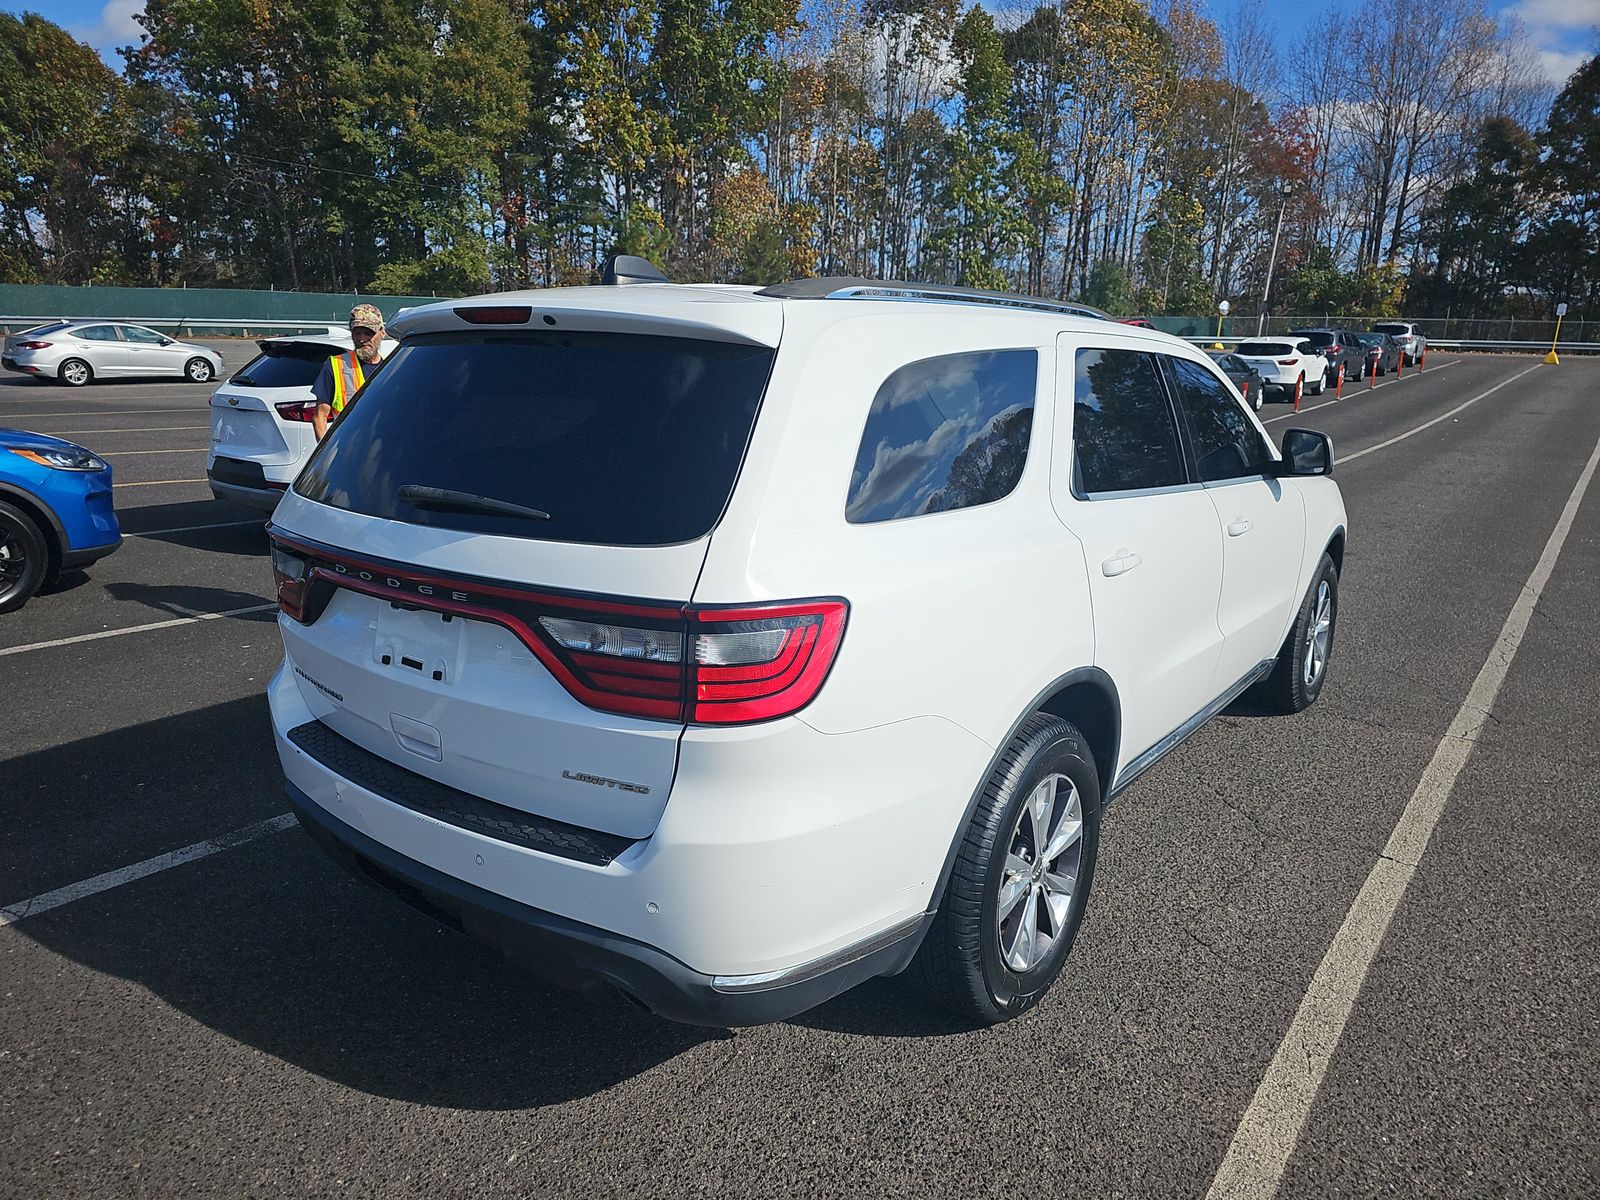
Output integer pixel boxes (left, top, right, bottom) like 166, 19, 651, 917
1258, 186, 1291, 336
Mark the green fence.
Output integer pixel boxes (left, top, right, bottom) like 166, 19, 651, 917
0, 283, 444, 336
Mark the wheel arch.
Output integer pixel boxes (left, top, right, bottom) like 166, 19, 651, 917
0, 481, 64, 576
907, 667, 1121, 955
1324, 525, 1346, 575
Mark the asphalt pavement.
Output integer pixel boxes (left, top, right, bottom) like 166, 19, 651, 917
1, 348, 1596, 1198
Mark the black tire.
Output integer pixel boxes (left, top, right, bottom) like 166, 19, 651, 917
1254, 553, 1338, 714
1309, 370, 1326, 396
0, 500, 49, 614
184, 357, 215, 383
57, 358, 92, 387
909, 714, 1101, 1024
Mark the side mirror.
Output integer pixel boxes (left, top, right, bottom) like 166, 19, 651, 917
1280, 428, 1334, 476
158, 337, 174, 346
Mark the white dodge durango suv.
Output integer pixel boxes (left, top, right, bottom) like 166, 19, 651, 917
267, 263, 1347, 1026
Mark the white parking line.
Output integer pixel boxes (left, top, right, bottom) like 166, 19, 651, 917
104, 447, 207, 456
1341, 362, 1543, 463
1205, 417, 1600, 1200
112, 477, 207, 488
130, 519, 265, 538
42, 425, 209, 435
1261, 359, 1462, 425
0, 602, 277, 658
4, 407, 197, 419
0, 813, 297, 928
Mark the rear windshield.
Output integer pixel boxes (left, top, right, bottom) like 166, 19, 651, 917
20, 321, 70, 337
1291, 331, 1336, 345
230, 348, 330, 389
1372, 323, 1409, 335
1353, 333, 1383, 345
294, 330, 776, 546
1236, 342, 1293, 356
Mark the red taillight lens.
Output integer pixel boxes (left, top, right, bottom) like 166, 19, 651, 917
274, 400, 318, 422
16, 340, 51, 350
271, 545, 311, 620
690, 600, 848, 724
1278, 358, 1297, 365
454, 305, 532, 325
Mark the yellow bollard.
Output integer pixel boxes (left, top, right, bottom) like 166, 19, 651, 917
1545, 309, 1565, 365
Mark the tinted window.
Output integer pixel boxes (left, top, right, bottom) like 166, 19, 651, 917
230, 350, 328, 389
1236, 342, 1293, 356
22, 321, 69, 336
1072, 348, 1186, 494
296, 331, 775, 546
75, 325, 119, 342
1292, 331, 1336, 346
846, 350, 1036, 524
1168, 356, 1274, 483
1372, 323, 1408, 335
118, 325, 166, 344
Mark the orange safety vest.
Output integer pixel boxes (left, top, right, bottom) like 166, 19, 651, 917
327, 351, 367, 413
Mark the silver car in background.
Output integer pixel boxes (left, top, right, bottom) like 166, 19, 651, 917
1, 320, 223, 386
1370, 321, 1427, 366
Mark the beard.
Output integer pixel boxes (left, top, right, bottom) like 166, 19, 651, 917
355, 342, 382, 363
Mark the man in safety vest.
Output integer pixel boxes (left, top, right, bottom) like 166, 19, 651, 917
312, 303, 390, 440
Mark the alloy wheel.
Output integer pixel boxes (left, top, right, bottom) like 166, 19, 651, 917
62, 360, 89, 386
0, 528, 27, 602
996, 773, 1084, 974
1302, 579, 1333, 688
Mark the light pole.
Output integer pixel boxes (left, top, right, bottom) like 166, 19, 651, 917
1545, 302, 1568, 365
1259, 184, 1292, 336
1213, 299, 1230, 349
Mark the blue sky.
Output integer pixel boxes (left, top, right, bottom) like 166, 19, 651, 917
14, 0, 1600, 87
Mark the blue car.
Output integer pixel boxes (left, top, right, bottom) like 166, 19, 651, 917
0, 429, 121, 612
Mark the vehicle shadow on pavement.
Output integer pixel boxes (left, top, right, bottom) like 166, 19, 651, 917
38, 568, 93, 598
8, 697, 719, 1109
791, 977, 981, 1038
115, 498, 266, 536
105, 580, 276, 620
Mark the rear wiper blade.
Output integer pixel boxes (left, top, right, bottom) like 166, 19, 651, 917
397, 484, 551, 522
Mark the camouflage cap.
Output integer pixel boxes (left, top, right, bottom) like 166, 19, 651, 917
348, 303, 385, 332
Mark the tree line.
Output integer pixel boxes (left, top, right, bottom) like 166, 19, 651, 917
1, 0, 1594, 320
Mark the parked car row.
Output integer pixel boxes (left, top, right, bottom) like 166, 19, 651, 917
1225, 323, 1422, 404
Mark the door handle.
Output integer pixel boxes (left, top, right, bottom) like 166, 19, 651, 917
1226, 519, 1253, 537
1101, 548, 1143, 577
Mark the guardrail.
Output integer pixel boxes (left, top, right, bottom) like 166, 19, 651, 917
1184, 336, 1598, 354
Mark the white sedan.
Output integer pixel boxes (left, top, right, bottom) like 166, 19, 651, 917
1230, 338, 1333, 405
1, 320, 223, 386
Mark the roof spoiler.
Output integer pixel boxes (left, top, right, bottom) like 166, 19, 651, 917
601, 254, 670, 286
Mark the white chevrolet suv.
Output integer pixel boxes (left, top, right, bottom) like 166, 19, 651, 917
267, 263, 1347, 1026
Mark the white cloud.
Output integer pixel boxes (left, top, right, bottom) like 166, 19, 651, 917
1536, 46, 1593, 84
67, 0, 146, 66
1511, 0, 1600, 30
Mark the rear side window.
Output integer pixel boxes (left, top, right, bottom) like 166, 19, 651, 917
231, 350, 328, 389
1168, 357, 1274, 482
1236, 342, 1293, 357
1072, 348, 1186, 494
75, 325, 120, 342
296, 331, 775, 546
846, 349, 1037, 524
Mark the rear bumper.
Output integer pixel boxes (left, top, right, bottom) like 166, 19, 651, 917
61, 538, 121, 570
208, 457, 288, 511
285, 778, 926, 1026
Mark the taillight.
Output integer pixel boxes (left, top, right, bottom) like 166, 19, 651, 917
16, 340, 51, 350
689, 601, 848, 723
271, 544, 311, 620
268, 534, 848, 725
1278, 358, 1297, 365
274, 400, 318, 422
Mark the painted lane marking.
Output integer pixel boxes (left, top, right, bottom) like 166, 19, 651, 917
1205, 415, 1600, 1200
41, 425, 209, 435
1341, 362, 1544, 463
3, 407, 197, 418
0, 814, 298, 928
1260, 358, 1463, 425
0, 602, 277, 658
129, 519, 265, 538
112, 478, 207, 488
103, 447, 208, 456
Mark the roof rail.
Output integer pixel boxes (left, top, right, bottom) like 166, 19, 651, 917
755, 277, 1112, 321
